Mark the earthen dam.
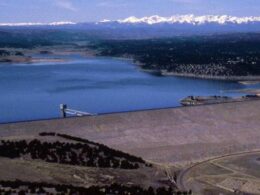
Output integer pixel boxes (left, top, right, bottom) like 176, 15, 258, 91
0, 100, 260, 165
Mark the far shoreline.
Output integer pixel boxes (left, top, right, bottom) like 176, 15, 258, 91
132, 59, 260, 81
1, 48, 260, 82
160, 71, 260, 81
94, 53, 260, 82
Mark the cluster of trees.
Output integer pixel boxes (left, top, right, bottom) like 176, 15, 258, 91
0, 135, 149, 169
0, 30, 60, 48
0, 29, 96, 48
0, 49, 24, 57
0, 180, 182, 195
92, 34, 260, 76
40, 132, 151, 167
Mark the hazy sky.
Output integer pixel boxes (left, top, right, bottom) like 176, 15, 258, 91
0, 0, 259, 23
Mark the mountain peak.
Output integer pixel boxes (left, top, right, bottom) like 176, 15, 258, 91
101, 15, 260, 25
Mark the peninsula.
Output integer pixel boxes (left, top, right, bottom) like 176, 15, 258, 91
92, 33, 260, 80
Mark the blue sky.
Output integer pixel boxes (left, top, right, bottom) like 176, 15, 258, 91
0, 0, 259, 23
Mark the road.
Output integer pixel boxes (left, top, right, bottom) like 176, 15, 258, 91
177, 150, 260, 191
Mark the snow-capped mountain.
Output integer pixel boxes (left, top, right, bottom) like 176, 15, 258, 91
1, 15, 259, 27
101, 15, 260, 25
0, 15, 259, 39
0, 21, 76, 27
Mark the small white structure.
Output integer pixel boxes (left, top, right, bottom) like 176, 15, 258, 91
60, 104, 95, 118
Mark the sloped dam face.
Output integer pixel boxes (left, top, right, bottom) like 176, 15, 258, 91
0, 100, 260, 164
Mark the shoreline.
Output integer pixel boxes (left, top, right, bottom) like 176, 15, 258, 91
0, 57, 69, 64
224, 88, 260, 95
160, 70, 260, 81
0, 46, 97, 65
1, 98, 260, 125
139, 65, 260, 81
2, 48, 260, 81
96, 54, 260, 81
30, 58, 68, 63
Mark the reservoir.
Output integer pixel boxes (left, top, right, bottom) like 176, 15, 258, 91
0, 54, 259, 123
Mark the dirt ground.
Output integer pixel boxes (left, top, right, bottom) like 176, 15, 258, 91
0, 134, 172, 190
1, 100, 260, 165
1, 100, 260, 193
0, 157, 166, 189
182, 151, 260, 194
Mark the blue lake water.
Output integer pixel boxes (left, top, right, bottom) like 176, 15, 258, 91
0, 55, 259, 123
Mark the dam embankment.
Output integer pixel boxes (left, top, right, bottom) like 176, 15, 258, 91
0, 100, 260, 164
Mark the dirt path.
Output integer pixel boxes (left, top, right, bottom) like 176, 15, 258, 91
177, 150, 260, 191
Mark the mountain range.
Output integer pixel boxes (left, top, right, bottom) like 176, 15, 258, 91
0, 15, 259, 39
101, 15, 260, 25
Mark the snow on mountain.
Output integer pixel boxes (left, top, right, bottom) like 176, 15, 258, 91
101, 15, 260, 25
0, 21, 76, 27
2, 15, 259, 27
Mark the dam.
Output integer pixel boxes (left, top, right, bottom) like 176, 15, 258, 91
0, 100, 260, 164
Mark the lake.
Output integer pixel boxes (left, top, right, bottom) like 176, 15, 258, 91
1, 54, 259, 123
